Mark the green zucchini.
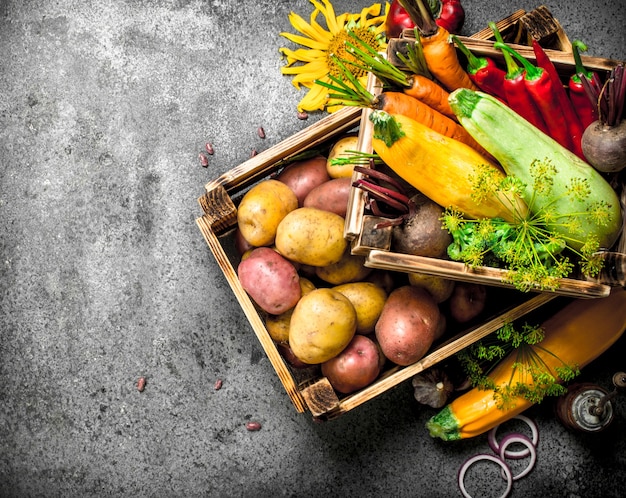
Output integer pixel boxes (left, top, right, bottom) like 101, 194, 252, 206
449, 88, 622, 251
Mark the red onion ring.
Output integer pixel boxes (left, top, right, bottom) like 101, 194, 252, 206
458, 453, 513, 498
488, 415, 539, 459
498, 433, 537, 481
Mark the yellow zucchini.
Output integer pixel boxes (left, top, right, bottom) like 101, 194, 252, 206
427, 287, 626, 441
369, 110, 528, 222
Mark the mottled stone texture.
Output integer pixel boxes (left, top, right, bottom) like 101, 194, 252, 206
1, 1, 625, 497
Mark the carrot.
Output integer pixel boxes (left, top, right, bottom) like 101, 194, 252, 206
375, 91, 491, 158
403, 74, 456, 119
397, 0, 478, 93
419, 28, 479, 93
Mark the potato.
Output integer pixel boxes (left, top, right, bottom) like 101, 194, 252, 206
326, 135, 360, 179
289, 288, 357, 364
276, 155, 330, 206
375, 286, 441, 366
408, 273, 456, 303
303, 177, 352, 217
274, 207, 347, 267
237, 179, 298, 247
237, 247, 301, 315
315, 249, 371, 285
265, 278, 316, 343
333, 282, 387, 334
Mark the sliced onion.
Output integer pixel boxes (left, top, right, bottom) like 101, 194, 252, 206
498, 433, 537, 481
488, 415, 539, 459
458, 453, 513, 498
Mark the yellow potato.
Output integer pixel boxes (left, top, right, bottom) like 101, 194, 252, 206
326, 135, 360, 179
274, 207, 347, 267
408, 273, 456, 303
289, 288, 357, 364
315, 250, 371, 285
265, 278, 317, 343
237, 179, 298, 247
333, 282, 387, 334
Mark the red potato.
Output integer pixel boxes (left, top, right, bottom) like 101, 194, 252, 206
375, 286, 441, 366
321, 334, 383, 394
276, 155, 330, 206
303, 177, 352, 217
237, 247, 301, 315
448, 282, 487, 323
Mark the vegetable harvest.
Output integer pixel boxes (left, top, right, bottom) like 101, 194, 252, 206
449, 88, 623, 252
368, 109, 528, 222
427, 286, 626, 441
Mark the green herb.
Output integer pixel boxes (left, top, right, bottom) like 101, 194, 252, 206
441, 159, 608, 292
457, 321, 580, 409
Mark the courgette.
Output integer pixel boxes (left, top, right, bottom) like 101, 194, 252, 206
427, 286, 626, 441
449, 89, 623, 251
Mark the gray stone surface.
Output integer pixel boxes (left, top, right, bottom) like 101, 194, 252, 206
1, 1, 625, 497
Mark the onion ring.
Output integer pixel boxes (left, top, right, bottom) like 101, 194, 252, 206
458, 453, 513, 498
498, 433, 537, 481
488, 415, 539, 459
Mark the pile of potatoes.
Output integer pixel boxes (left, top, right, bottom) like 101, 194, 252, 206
235, 135, 487, 395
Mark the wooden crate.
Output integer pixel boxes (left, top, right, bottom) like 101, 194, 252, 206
196, 9, 623, 420
196, 105, 564, 420
345, 8, 625, 300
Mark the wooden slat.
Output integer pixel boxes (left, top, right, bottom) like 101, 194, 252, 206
364, 250, 611, 299
203, 106, 362, 196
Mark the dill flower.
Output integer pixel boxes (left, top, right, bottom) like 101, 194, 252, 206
279, 0, 388, 113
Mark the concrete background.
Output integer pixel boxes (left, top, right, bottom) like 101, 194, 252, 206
1, 0, 625, 496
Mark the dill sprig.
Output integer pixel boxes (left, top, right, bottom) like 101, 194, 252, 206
441, 159, 608, 291
457, 321, 580, 409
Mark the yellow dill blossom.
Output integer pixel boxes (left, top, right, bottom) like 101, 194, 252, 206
279, 0, 388, 113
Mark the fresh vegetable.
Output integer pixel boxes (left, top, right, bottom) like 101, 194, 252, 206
412, 368, 454, 408
490, 23, 549, 135
408, 273, 456, 304
325, 135, 360, 178
237, 247, 302, 315
274, 207, 347, 267
532, 39, 586, 158
449, 88, 623, 252
458, 454, 513, 498
495, 42, 574, 153
385, 0, 465, 38
498, 433, 537, 480
345, 31, 457, 119
447, 282, 487, 323
568, 40, 599, 129
317, 60, 489, 155
580, 63, 626, 173
368, 110, 528, 222
303, 177, 352, 217
237, 179, 298, 247
487, 415, 539, 459
265, 277, 316, 343
397, 0, 477, 92
276, 155, 331, 206
289, 288, 357, 364
315, 249, 371, 285
426, 286, 626, 440
375, 285, 441, 366
321, 334, 383, 394
333, 282, 388, 335
452, 35, 507, 101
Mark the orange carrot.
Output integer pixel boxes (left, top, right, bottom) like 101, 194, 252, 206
397, 0, 478, 93
419, 28, 479, 93
403, 74, 456, 120
374, 91, 491, 158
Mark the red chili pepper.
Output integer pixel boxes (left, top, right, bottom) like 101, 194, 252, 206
490, 23, 549, 135
496, 42, 574, 153
532, 39, 586, 159
568, 40, 600, 129
385, 0, 465, 39
452, 35, 507, 101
